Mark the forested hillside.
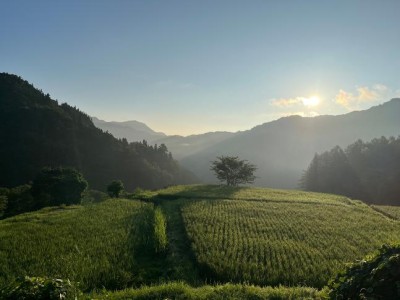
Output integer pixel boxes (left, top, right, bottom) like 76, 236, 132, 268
301, 136, 400, 205
0, 73, 197, 191
178, 99, 400, 188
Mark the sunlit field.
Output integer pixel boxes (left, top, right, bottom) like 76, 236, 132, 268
372, 205, 400, 220
92, 282, 323, 299
1, 185, 400, 298
0, 199, 154, 291
180, 187, 400, 287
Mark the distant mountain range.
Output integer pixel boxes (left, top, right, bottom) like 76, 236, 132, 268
95, 99, 400, 188
91, 117, 166, 143
92, 117, 236, 160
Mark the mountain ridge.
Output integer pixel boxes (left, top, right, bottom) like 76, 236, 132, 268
178, 98, 400, 188
0, 73, 197, 190
91, 98, 400, 189
91, 116, 166, 143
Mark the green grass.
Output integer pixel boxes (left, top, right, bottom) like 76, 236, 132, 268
180, 188, 400, 287
157, 184, 352, 205
91, 281, 326, 299
371, 205, 400, 220
1, 184, 400, 298
153, 207, 167, 253
0, 199, 154, 291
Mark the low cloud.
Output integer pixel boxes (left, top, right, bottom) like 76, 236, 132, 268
271, 96, 314, 108
335, 84, 388, 110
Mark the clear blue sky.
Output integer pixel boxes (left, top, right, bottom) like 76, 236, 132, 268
1, 0, 399, 135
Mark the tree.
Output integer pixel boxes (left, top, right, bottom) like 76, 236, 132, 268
3, 185, 35, 217
210, 156, 257, 186
31, 167, 88, 207
300, 146, 363, 198
300, 137, 400, 204
107, 180, 124, 198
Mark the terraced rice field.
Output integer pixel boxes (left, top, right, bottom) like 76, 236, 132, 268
179, 186, 400, 287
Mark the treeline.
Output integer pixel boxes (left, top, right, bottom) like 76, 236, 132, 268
0, 73, 197, 191
0, 167, 88, 218
300, 136, 400, 205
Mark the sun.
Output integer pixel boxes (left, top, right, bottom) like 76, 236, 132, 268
302, 96, 320, 107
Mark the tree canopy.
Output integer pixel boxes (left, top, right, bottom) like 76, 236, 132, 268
210, 156, 257, 186
31, 167, 88, 207
300, 136, 400, 204
107, 180, 124, 198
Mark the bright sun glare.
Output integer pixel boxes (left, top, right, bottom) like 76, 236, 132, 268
302, 96, 320, 107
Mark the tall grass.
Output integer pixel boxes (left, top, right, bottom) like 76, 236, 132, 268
157, 184, 352, 205
153, 207, 167, 253
371, 205, 400, 220
0, 199, 152, 291
91, 281, 325, 299
2, 184, 400, 297
182, 197, 400, 287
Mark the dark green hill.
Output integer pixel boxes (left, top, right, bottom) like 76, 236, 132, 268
0, 73, 197, 190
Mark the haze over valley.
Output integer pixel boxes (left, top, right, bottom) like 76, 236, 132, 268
94, 99, 400, 188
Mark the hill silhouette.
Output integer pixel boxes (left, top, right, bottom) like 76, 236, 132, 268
178, 99, 400, 188
92, 116, 166, 143
93, 118, 236, 160
0, 73, 197, 190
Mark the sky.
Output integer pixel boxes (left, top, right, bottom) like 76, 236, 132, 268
1, 0, 400, 136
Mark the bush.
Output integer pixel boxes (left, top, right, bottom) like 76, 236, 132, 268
328, 244, 400, 299
31, 167, 88, 207
3, 185, 35, 217
107, 180, 124, 198
0, 276, 81, 300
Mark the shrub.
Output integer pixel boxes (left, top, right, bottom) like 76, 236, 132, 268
328, 244, 400, 299
31, 167, 88, 207
0, 276, 81, 300
107, 180, 124, 198
3, 185, 35, 217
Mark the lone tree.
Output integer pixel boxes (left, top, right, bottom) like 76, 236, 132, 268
210, 156, 257, 186
107, 180, 124, 198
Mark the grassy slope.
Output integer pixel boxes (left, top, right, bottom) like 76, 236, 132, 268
0, 199, 154, 291
1, 185, 399, 299
172, 185, 400, 287
371, 205, 400, 220
93, 282, 324, 299
183, 200, 400, 287
156, 184, 352, 205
